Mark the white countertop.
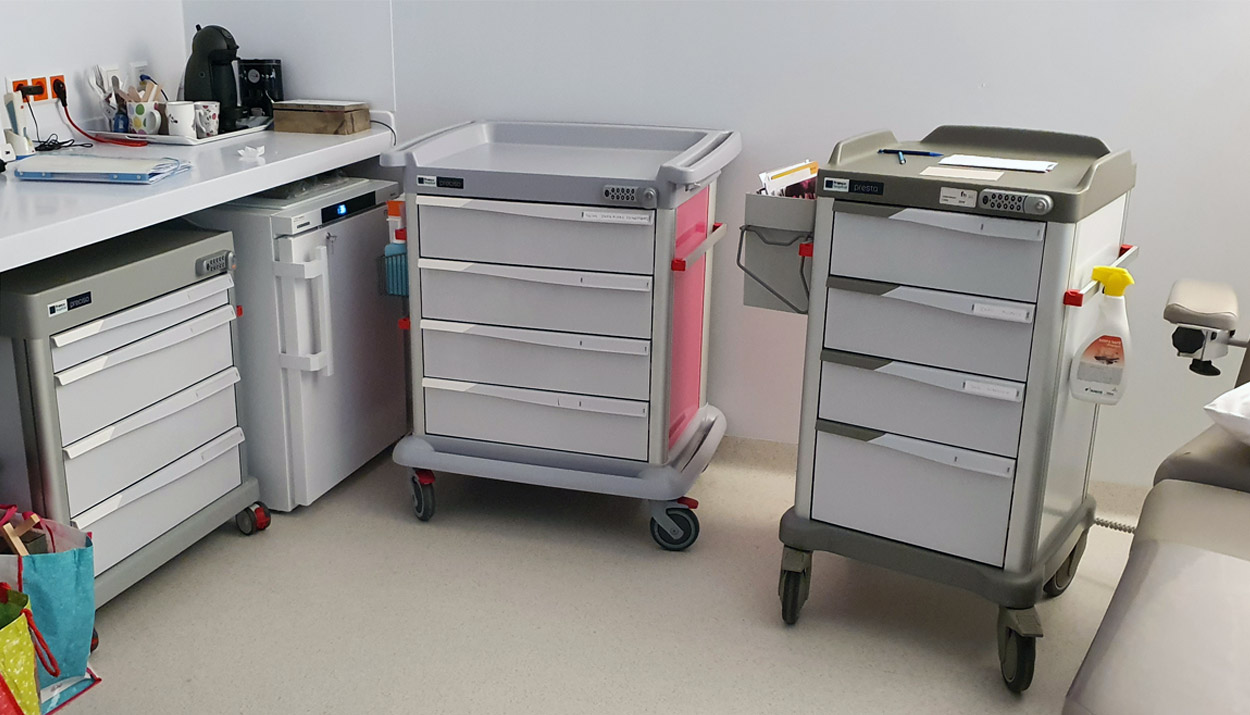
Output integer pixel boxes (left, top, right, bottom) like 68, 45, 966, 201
0, 125, 395, 273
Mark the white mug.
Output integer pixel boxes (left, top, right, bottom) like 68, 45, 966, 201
166, 102, 196, 138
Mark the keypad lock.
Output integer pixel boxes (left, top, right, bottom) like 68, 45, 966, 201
979, 190, 1053, 216
196, 250, 236, 276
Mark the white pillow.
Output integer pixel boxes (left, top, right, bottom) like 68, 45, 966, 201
1204, 381, 1250, 446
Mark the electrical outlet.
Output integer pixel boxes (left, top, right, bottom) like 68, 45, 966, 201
98, 65, 123, 95
26, 77, 48, 102
48, 75, 65, 102
10, 79, 28, 98
129, 61, 150, 89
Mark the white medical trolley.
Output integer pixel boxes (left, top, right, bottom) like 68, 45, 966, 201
775, 127, 1136, 691
382, 121, 740, 549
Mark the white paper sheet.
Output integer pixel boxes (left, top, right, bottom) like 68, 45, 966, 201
939, 154, 1056, 173
920, 166, 1004, 181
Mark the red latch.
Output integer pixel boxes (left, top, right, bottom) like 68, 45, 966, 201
1119, 243, 1134, 257
1063, 290, 1084, 307
398, 317, 411, 331
415, 469, 436, 486
671, 258, 687, 272
235, 305, 244, 318
676, 496, 699, 510
395, 228, 408, 243
798, 242, 814, 257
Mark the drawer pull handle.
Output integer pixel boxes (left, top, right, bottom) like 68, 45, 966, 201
827, 276, 1035, 324
822, 350, 1024, 403
887, 207, 1044, 242
423, 378, 648, 418
54, 305, 237, 386
817, 420, 1015, 479
52, 275, 233, 347
418, 258, 652, 293
419, 320, 649, 356
415, 195, 654, 225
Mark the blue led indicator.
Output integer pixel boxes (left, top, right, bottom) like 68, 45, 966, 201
336, 204, 347, 216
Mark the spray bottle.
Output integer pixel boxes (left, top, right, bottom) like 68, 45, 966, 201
1070, 266, 1134, 404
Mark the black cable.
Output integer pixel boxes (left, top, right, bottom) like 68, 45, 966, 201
371, 119, 397, 146
26, 102, 91, 151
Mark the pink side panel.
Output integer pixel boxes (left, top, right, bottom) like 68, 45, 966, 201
669, 189, 710, 449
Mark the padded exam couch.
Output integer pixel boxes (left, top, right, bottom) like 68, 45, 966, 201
1065, 357, 1250, 715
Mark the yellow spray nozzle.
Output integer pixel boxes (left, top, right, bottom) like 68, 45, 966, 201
1091, 266, 1135, 297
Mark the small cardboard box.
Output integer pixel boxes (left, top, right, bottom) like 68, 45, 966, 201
273, 100, 371, 135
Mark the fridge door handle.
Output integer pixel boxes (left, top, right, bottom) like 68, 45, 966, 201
275, 246, 334, 375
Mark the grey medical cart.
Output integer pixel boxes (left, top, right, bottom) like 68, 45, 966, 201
0, 225, 269, 606
382, 121, 740, 549
773, 127, 1136, 692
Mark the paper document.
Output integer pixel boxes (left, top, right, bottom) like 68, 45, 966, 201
759, 160, 817, 195
13, 154, 192, 184
920, 166, 1004, 181
939, 154, 1056, 173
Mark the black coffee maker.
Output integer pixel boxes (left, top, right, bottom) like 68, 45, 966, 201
183, 24, 240, 133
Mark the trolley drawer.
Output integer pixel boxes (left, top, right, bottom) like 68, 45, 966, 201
418, 259, 653, 339
811, 424, 1013, 567
423, 378, 648, 460
824, 278, 1034, 382
831, 206, 1044, 302
421, 320, 651, 400
54, 305, 237, 445
49, 275, 233, 372
418, 198, 655, 274
75, 428, 244, 575
63, 369, 240, 517
819, 352, 1024, 457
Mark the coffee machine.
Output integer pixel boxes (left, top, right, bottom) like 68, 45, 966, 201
183, 24, 240, 133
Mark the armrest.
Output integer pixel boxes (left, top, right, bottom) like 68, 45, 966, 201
1164, 280, 1239, 331
1154, 424, 1250, 493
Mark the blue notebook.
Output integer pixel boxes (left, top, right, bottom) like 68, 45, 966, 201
12, 154, 191, 184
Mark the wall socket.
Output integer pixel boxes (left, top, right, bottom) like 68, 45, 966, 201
129, 61, 150, 89
98, 65, 124, 95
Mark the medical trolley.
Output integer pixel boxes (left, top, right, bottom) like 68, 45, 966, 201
774, 127, 1136, 691
0, 225, 268, 604
382, 120, 740, 549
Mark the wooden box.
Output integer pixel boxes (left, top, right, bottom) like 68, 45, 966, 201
273, 100, 371, 135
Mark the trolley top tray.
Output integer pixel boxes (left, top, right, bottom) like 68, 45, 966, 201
382, 120, 741, 209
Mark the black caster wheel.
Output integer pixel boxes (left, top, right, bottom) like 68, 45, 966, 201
90, 628, 99, 653
411, 472, 436, 522
997, 617, 1037, 693
779, 569, 807, 625
650, 507, 699, 551
234, 502, 271, 536
1044, 529, 1088, 598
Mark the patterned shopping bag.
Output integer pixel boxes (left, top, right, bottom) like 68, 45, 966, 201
0, 584, 58, 715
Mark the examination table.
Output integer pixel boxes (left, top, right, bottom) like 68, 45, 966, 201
1065, 346, 1250, 714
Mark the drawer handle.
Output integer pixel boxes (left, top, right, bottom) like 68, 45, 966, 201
822, 350, 1024, 403
416, 195, 654, 226
837, 206, 1043, 242
827, 276, 1034, 324
419, 320, 649, 356
62, 368, 240, 460
73, 427, 244, 527
54, 305, 237, 386
51, 275, 234, 348
419, 258, 652, 292
817, 420, 1015, 479
423, 378, 648, 418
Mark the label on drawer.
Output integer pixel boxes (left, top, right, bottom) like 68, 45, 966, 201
580, 210, 653, 225
962, 379, 1021, 402
971, 302, 1033, 323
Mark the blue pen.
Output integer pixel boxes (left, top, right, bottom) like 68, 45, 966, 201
879, 148, 943, 165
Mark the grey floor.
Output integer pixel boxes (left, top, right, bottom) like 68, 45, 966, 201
77, 439, 1141, 714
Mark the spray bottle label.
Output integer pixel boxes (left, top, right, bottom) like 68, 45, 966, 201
1076, 336, 1124, 388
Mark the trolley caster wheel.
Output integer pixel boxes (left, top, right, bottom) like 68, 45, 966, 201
90, 628, 99, 653
779, 569, 809, 625
997, 607, 1040, 693
1044, 529, 1088, 598
649, 507, 699, 551
411, 471, 436, 522
234, 503, 270, 536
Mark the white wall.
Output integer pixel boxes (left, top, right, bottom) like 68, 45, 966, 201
16, 0, 1250, 487
0, 0, 188, 131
